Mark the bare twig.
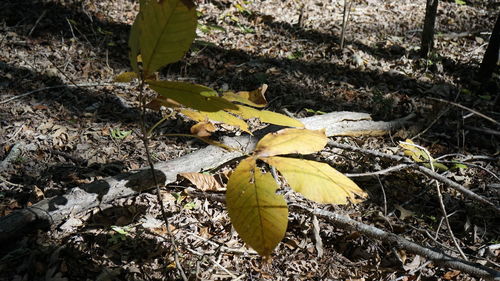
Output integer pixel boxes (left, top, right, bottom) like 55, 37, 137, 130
426, 97, 500, 126
402, 141, 468, 260
463, 125, 500, 137
292, 205, 500, 280
327, 141, 500, 214
376, 175, 388, 216
433, 154, 497, 162
28, 10, 47, 37
137, 80, 188, 281
186, 232, 258, 255
340, 0, 352, 49
344, 163, 409, 178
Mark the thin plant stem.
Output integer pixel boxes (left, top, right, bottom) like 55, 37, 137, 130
137, 80, 188, 281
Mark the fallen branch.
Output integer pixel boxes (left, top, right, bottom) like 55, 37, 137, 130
328, 141, 500, 214
294, 205, 500, 280
185, 191, 500, 280
0, 112, 411, 242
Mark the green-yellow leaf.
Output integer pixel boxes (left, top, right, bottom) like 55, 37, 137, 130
114, 71, 138, 82
399, 139, 429, 162
227, 105, 304, 128
262, 156, 367, 204
254, 128, 327, 157
226, 157, 288, 256
179, 109, 208, 121
131, 0, 197, 75
424, 162, 449, 171
148, 80, 237, 112
399, 139, 448, 171
451, 163, 468, 170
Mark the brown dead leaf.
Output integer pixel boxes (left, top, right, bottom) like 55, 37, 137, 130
51, 126, 67, 138
190, 122, 216, 137
223, 84, 268, 107
442, 270, 461, 280
0, 199, 20, 216
199, 227, 211, 239
180, 172, 223, 191
395, 204, 414, 220
33, 185, 44, 200
32, 104, 49, 111
101, 127, 110, 136
161, 191, 176, 202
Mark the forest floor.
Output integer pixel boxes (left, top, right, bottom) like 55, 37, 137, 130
1, 0, 499, 280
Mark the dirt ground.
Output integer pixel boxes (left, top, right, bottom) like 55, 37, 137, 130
1, 0, 499, 280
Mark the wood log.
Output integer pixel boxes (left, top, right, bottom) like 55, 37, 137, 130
0, 112, 412, 242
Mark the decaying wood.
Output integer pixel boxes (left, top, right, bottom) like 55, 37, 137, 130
0, 111, 411, 242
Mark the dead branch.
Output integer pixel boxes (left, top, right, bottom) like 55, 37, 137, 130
293, 205, 500, 280
184, 191, 500, 280
327, 141, 500, 214
0, 112, 411, 242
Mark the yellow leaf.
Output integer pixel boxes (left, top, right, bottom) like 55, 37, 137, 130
227, 105, 304, 128
180, 109, 250, 133
190, 121, 216, 137
221, 84, 268, 108
399, 140, 448, 171
114, 72, 138, 83
179, 109, 208, 121
147, 80, 237, 112
180, 172, 223, 191
262, 156, 367, 204
131, 0, 197, 75
254, 128, 327, 157
203, 111, 251, 133
399, 139, 428, 162
226, 157, 288, 256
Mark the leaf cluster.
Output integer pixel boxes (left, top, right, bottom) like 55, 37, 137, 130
122, 0, 367, 256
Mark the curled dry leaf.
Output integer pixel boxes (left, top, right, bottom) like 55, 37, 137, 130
190, 122, 216, 137
221, 84, 268, 108
180, 172, 223, 191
